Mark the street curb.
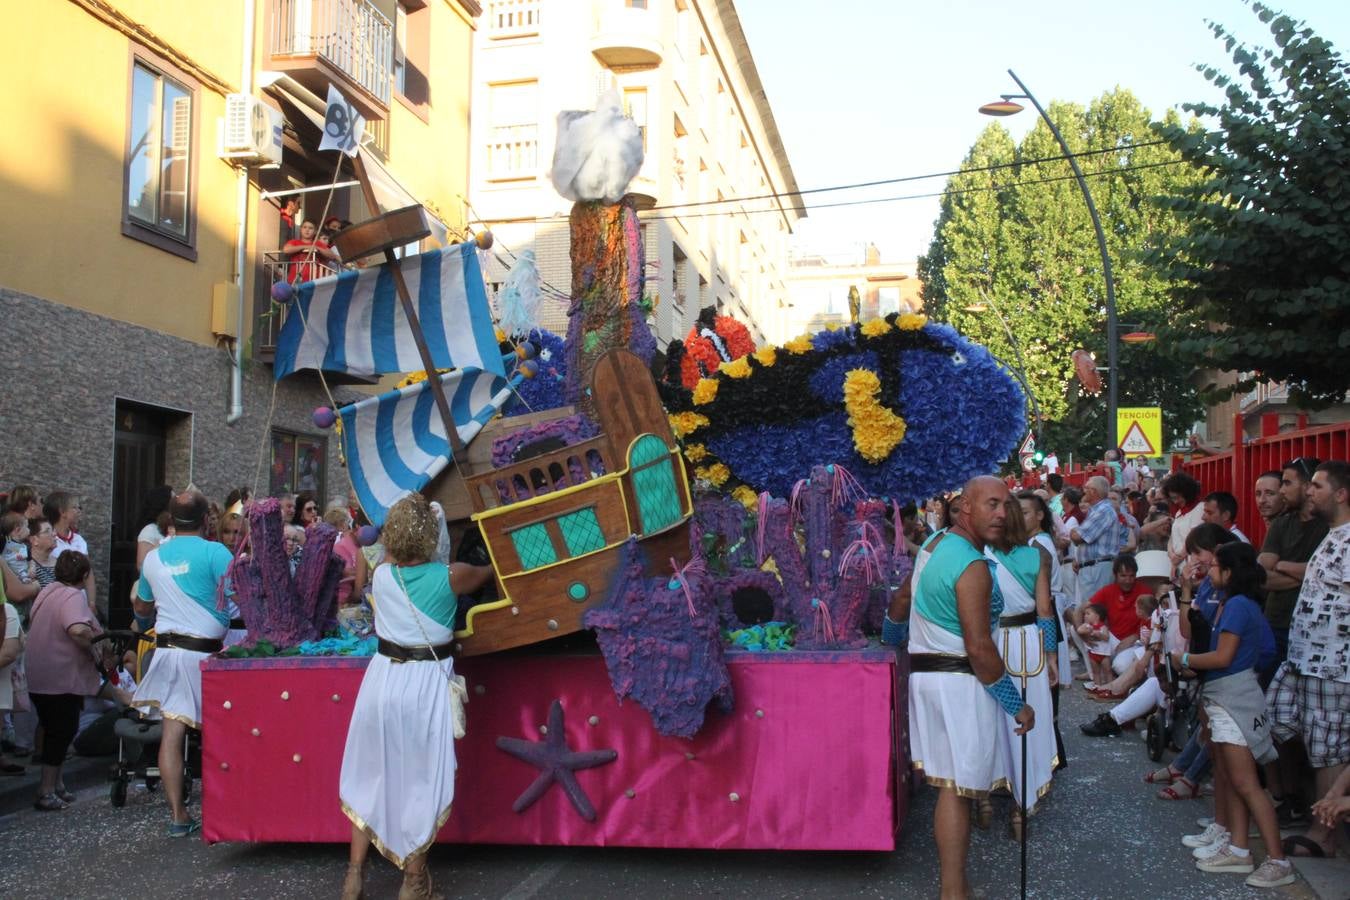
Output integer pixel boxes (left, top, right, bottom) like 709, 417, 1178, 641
0, 753, 114, 815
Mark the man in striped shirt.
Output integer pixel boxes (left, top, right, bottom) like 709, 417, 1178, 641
1071, 476, 1122, 600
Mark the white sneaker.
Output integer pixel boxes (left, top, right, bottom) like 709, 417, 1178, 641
1182, 823, 1226, 848
1245, 858, 1296, 888
1193, 834, 1231, 860
1196, 846, 1254, 873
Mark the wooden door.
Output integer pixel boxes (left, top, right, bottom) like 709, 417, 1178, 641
110, 403, 167, 628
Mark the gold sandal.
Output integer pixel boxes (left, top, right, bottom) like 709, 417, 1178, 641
398, 866, 445, 900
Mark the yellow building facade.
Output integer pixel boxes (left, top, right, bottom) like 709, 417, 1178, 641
0, 0, 481, 624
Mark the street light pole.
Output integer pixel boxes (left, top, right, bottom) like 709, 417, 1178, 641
983, 69, 1120, 451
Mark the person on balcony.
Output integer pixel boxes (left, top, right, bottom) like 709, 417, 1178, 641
283, 219, 340, 285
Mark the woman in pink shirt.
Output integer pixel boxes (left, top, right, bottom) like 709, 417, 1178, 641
324, 506, 367, 608
25, 551, 105, 811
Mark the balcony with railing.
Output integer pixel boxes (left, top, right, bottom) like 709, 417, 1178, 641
1239, 378, 1291, 412
270, 0, 393, 120
590, 1, 662, 68
486, 124, 539, 180
487, 0, 541, 39
254, 251, 344, 365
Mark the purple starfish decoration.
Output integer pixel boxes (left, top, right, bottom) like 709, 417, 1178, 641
496, 700, 618, 822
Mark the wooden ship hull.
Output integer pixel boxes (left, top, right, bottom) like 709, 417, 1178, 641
428, 349, 693, 657
322, 187, 689, 657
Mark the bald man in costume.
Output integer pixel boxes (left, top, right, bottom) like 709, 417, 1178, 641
906, 476, 1035, 899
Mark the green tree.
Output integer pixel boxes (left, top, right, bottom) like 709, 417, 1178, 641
922, 88, 1207, 459
1150, 4, 1350, 408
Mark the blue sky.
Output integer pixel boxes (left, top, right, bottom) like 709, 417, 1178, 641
737, 0, 1350, 265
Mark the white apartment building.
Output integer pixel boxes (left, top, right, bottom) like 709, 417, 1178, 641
784, 245, 921, 337
469, 0, 806, 347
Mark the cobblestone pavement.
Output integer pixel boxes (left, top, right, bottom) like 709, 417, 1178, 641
0, 673, 1335, 899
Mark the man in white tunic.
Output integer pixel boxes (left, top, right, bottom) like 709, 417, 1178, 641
131, 492, 232, 837
908, 476, 1034, 900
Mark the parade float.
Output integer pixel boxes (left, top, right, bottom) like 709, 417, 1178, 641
197, 89, 1025, 851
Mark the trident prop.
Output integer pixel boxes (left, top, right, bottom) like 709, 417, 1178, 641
1002, 625, 1045, 900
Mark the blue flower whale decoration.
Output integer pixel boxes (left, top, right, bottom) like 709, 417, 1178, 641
663, 314, 1026, 500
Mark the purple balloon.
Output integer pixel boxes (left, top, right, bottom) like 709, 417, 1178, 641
356, 525, 381, 547
270, 281, 295, 303
312, 406, 337, 429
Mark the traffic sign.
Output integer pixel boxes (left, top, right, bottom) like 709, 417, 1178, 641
1119, 422, 1155, 455
1117, 406, 1162, 456
1021, 455, 1038, 472
1018, 432, 1036, 458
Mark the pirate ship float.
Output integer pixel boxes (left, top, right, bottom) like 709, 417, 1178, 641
199, 89, 1023, 851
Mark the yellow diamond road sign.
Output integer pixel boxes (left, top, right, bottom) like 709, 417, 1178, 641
1117, 407, 1162, 456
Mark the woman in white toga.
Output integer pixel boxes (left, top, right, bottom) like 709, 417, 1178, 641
338, 494, 491, 900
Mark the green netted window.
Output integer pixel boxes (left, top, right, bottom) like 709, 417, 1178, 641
629, 434, 682, 534
510, 522, 557, 570
558, 507, 606, 556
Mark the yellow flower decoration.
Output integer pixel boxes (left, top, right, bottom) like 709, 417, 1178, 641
731, 485, 759, 510
842, 369, 907, 463
760, 556, 781, 581
753, 345, 777, 367
668, 411, 709, 438
397, 368, 450, 388
692, 377, 719, 405
784, 334, 814, 354
897, 313, 928, 331
706, 463, 731, 486
861, 318, 892, 338
719, 356, 752, 379
684, 443, 709, 463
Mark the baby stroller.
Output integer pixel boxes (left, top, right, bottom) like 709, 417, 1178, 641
99, 630, 201, 808
1143, 598, 1207, 763
1146, 648, 1199, 762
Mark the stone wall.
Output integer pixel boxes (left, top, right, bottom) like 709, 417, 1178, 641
0, 287, 360, 607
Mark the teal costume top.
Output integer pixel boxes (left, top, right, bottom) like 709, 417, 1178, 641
393, 562, 458, 629
915, 532, 1003, 637
989, 545, 1039, 605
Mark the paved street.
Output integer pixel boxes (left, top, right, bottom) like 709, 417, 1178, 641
1, 683, 1339, 899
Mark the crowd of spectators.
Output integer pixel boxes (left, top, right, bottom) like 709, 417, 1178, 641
919, 449, 1350, 888
0, 482, 380, 812
1067, 456, 1350, 887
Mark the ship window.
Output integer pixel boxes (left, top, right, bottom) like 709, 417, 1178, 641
629, 434, 683, 534
509, 523, 557, 570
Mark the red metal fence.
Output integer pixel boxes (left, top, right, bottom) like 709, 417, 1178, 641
1177, 414, 1350, 546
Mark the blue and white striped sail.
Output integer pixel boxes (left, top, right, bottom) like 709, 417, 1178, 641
340, 368, 515, 526
274, 242, 503, 380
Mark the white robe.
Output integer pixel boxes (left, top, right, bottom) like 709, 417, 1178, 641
339, 564, 457, 867
989, 554, 1057, 811
908, 537, 1008, 798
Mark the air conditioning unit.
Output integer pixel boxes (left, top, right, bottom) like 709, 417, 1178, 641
219, 93, 283, 165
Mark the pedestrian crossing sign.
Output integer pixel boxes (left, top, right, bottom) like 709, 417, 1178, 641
1117, 407, 1162, 456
